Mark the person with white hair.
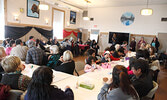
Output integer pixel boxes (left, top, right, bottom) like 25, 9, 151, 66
115, 44, 120, 51
25, 41, 46, 65
47, 45, 60, 69
54, 50, 75, 75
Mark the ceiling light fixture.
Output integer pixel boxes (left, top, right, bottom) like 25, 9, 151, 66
83, 0, 91, 20
141, 0, 153, 16
39, 0, 49, 10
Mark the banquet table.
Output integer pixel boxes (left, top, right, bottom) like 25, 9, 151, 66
21, 63, 73, 83
21, 59, 130, 100
78, 44, 90, 50
54, 60, 129, 100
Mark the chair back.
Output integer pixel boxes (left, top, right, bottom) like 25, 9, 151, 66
146, 81, 158, 98
150, 60, 160, 71
7, 89, 24, 100
74, 61, 85, 76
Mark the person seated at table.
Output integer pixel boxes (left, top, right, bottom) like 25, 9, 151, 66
130, 59, 153, 98
127, 57, 136, 77
102, 47, 111, 57
61, 39, 71, 51
52, 37, 60, 47
2, 39, 7, 47
47, 45, 60, 69
85, 38, 91, 47
91, 40, 99, 56
122, 41, 128, 54
0, 47, 7, 81
110, 45, 116, 54
84, 56, 101, 72
76, 38, 83, 45
25, 41, 46, 65
111, 47, 125, 61
54, 50, 75, 75
40, 37, 46, 46
75, 38, 83, 55
87, 49, 100, 64
4, 38, 12, 48
5, 40, 16, 55
0, 56, 31, 91
25, 66, 74, 100
47, 38, 53, 45
26, 36, 35, 46
101, 51, 111, 63
36, 39, 46, 51
149, 46, 157, 61
10, 39, 28, 61
98, 65, 139, 100
115, 44, 121, 51
136, 49, 150, 63
130, 37, 136, 52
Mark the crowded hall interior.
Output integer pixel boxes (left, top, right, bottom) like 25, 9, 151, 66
1, 0, 167, 100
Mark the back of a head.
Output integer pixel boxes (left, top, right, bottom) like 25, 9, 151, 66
1, 56, 21, 73
63, 50, 73, 62
29, 36, 34, 40
129, 57, 136, 69
115, 44, 120, 51
9, 40, 15, 47
136, 50, 144, 59
112, 65, 128, 88
110, 46, 115, 52
118, 47, 124, 54
86, 56, 95, 65
27, 66, 53, 100
31, 66, 53, 85
28, 41, 35, 48
131, 59, 149, 74
87, 49, 95, 56
50, 45, 59, 54
112, 65, 138, 98
15, 39, 22, 45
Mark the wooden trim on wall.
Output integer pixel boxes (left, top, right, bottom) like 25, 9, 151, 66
64, 28, 79, 31
7, 22, 53, 29
52, 8, 65, 29
131, 34, 156, 38
100, 32, 108, 36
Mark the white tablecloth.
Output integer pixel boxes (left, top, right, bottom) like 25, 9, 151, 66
21, 63, 73, 83
21, 60, 130, 100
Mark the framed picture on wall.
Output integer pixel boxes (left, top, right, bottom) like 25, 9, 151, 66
27, 0, 39, 18
70, 11, 76, 24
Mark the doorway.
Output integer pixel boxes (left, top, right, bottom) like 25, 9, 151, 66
53, 8, 65, 39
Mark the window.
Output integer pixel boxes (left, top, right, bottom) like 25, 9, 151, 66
53, 9, 64, 39
0, 0, 4, 40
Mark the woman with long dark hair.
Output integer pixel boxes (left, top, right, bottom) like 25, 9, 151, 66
151, 37, 160, 53
25, 66, 74, 100
98, 65, 139, 100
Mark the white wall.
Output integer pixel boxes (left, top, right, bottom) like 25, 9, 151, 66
81, 5, 167, 35
7, 0, 81, 29
80, 4, 167, 52
0, 0, 4, 40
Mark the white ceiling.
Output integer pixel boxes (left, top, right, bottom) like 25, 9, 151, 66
48, 0, 167, 9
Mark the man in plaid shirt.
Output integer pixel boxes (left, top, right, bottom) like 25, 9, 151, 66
25, 40, 45, 65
